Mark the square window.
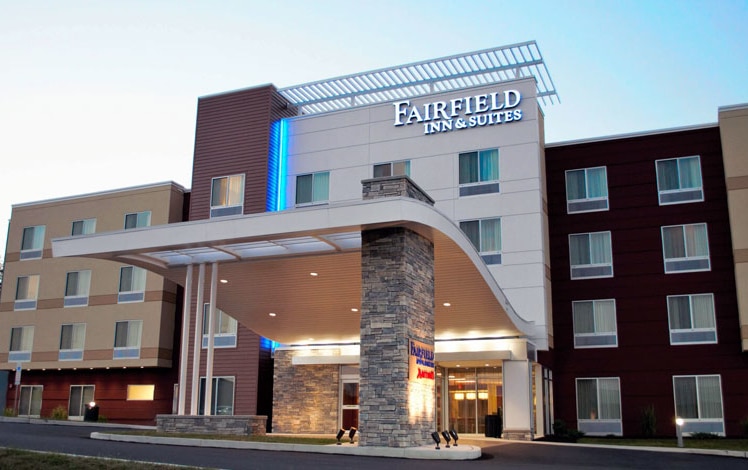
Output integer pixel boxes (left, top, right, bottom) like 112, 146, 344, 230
20, 225, 45, 260
59, 323, 86, 361
661, 223, 710, 273
202, 304, 238, 348
566, 167, 609, 213
198, 377, 235, 415
569, 231, 613, 279
459, 149, 499, 196
124, 211, 151, 229
71, 219, 96, 236
113, 320, 142, 359
210, 174, 245, 217
656, 156, 703, 205
64, 270, 91, 307
673, 375, 724, 435
296, 171, 330, 205
118, 266, 146, 303
14, 275, 39, 310
576, 377, 622, 435
573, 299, 618, 348
459, 218, 502, 265
667, 294, 717, 344
9, 326, 34, 362
374, 160, 411, 178
127, 385, 155, 401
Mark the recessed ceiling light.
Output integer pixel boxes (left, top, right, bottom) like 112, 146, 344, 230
269, 312, 277, 317
443, 302, 451, 307
310, 272, 318, 277
220, 279, 228, 284
351, 308, 359, 312
455, 364, 460, 367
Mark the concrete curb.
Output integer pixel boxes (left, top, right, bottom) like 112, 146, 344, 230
503, 438, 748, 459
90, 432, 482, 460
0, 416, 155, 430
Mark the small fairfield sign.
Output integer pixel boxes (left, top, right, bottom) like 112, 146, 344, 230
394, 89, 522, 135
409, 338, 435, 383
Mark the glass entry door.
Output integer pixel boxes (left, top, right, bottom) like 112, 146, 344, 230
341, 365, 359, 430
68, 385, 94, 420
446, 367, 502, 434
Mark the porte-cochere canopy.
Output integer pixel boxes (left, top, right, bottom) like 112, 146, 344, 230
52, 196, 539, 345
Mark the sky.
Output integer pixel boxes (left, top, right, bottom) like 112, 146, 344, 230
1, 0, 747, 258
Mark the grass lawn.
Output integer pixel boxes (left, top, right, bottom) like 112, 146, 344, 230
0, 448, 197, 469
579, 437, 748, 452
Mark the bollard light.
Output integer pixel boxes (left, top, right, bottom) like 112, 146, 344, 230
431, 431, 441, 449
675, 418, 684, 448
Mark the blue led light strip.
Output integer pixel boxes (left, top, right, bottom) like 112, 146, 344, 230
267, 118, 288, 212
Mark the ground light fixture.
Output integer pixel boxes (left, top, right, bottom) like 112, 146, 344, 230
441, 430, 452, 447
431, 431, 441, 449
449, 429, 459, 446
675, 417, 685, 448
336, 429, 345, 445
348, 427, 357, 443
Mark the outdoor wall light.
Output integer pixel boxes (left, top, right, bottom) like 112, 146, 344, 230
449, 429, 459, 446
441, 430, 452, 448
431, 431, 441, 449
348, 427, 357, 443
336, 429, 345, 445
675, 417, 685, 448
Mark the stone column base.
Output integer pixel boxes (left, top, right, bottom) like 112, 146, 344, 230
501, 429, 534, 441
156, 415, 267, 436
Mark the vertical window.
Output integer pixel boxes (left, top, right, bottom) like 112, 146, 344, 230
64, 270, 91, 307
71, 219, 96, 236
20, 225, 45, 260
59, 323, 86, 361
566, 167, 609, 213
210, 174, 245, 217
573, 299, 618, 348
295, 171, 330, 205
202, 304, 238, 348
569, 231, 613, 279
673, 375, 724, 435
667, 294, 717, 344
124, 211, 151, 229
341, 365, 360, 430
113, 320, 142, 359
68, 385, 94, 420
656, 156, 703, 205
374, 160, 411, 178
118, 266, 146, 303
198, 377, 235, 415
9, 326, 34, 362
459, 149, 499, 196
661, 223, 710, 273
459, 218, 502, 265
14, 275, 39, 310
576, 377, 622, 435
18, 385, 43, 417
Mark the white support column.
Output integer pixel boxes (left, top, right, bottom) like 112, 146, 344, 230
190, 263, 205, 415
533, 363, 545, 437
203, 262, 218, 416
502, 359, 534, 440
177, 265, 193, 415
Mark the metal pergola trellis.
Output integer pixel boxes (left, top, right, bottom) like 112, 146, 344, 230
278, 40, 559, 115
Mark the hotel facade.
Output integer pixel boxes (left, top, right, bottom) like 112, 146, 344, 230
1, 42, 747, 444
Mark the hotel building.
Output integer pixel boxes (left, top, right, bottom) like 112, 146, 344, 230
1, 42, 746, 444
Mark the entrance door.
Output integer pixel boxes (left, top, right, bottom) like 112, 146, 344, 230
19, 385, 43, 417
446, 367, 502, 434
68, 385, 94, 420
340, 365, 359, 430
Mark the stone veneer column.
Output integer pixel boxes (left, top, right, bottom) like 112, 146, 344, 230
359, 176, 435, 448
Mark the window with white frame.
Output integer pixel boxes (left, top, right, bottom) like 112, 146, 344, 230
673, 375, 724, 435
14, 275, 39, 310
661, 223, 710, 273
198, 377, 235, 415
296, 171, 330, 205
569, 231, 613, 279
20, 225, 45, 260
59, 323, 86, 361
667, 294, 717, 345
124, 210, 151, 229
9, 326, 34, 362
71, 218, 96, 236
210, 174, 245, 217
374, 160, 410, 178
118, 266, 146, 303
202, 304, 238, 348
459, 218, 502, 265
573, 299, 618, 348
113, 320, 142, 359
566, 167, 609, 213
656, 156, 703, 205
576, 377, 622, 436
68, 385, 94, 420
19, 385, 43, 417
64, 270, 91, 307
458, 149, 499, 196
